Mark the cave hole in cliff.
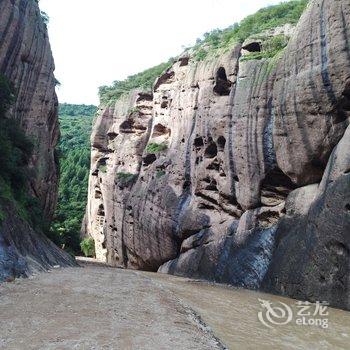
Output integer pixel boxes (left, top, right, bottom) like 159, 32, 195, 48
143, 153, 157, 166
257, 210, 281, 227
99, 157, 108, 165
179, 57, 190, 66
213, 67, 232, 96
242, 42, 261, 52
154, 70, 175, 91
194, 136, 204, 148
204, 142, 218, 158
346, 204, 350, 211
161, 100, 169, 109
97, 204, 105, 217
261, 167, 297, 199
120, 119, 135, 133
153, 123, 171, 137
107, 131, 118, 141
137, 92, 153, 102
95, 190, 102, 199
207, 160, 220, 171
204, 179, 218, 192
217, 136, 226, 150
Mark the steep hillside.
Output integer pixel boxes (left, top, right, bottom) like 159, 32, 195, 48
0, 0, 75, 281
50, 104, 96, 253
85, 0, 350, 309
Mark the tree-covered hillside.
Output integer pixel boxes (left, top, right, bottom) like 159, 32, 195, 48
59, 103, 97, 117
49, 104, 96, 254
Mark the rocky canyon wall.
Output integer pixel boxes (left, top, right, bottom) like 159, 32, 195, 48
0, 0, 75, 281
86, 0, 350, 309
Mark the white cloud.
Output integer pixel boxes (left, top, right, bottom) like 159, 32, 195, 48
40, 0, 283, 105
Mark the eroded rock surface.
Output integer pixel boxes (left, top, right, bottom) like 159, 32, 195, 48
263, 125, 350, 309
0, 0, 76, 281
86, 0, 350, 309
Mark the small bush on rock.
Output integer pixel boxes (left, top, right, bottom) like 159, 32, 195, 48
116, 172, 134, 184
156, 170, 166, 178
146, 142, 168, 153
80, 237, 95, 257
99, 165, 107, 173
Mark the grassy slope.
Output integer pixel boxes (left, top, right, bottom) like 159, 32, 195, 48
191, 0, 308, 60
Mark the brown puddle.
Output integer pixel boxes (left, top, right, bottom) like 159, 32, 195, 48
139, 271, 350, 350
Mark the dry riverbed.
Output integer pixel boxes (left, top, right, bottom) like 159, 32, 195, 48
1, 261, 350, 349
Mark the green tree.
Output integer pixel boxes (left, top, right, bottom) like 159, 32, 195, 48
49, 104, 96, 254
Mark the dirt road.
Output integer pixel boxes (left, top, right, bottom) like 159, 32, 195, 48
0, 263, 223, 350
1, 262, 350, 350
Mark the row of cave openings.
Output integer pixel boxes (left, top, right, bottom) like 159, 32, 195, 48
94, 63, 240, 187
157, 59, 235, 97
143, 65, 235, 169
107, 42, 267, 142
90, 54, 264, 244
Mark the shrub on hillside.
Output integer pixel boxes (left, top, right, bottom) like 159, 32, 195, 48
192, 0, 308, 60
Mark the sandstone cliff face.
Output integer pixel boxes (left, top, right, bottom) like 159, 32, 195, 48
0, 0, 75, 281
86, 0, 350, 308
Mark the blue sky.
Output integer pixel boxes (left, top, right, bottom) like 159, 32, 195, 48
40, 0, 284, 105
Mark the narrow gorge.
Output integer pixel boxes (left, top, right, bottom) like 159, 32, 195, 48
0, 1, 350, 345
84, 0, 350, 310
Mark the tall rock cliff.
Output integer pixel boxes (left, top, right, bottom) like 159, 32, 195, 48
0, 0, 75, 281
86, 0, 350, 309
